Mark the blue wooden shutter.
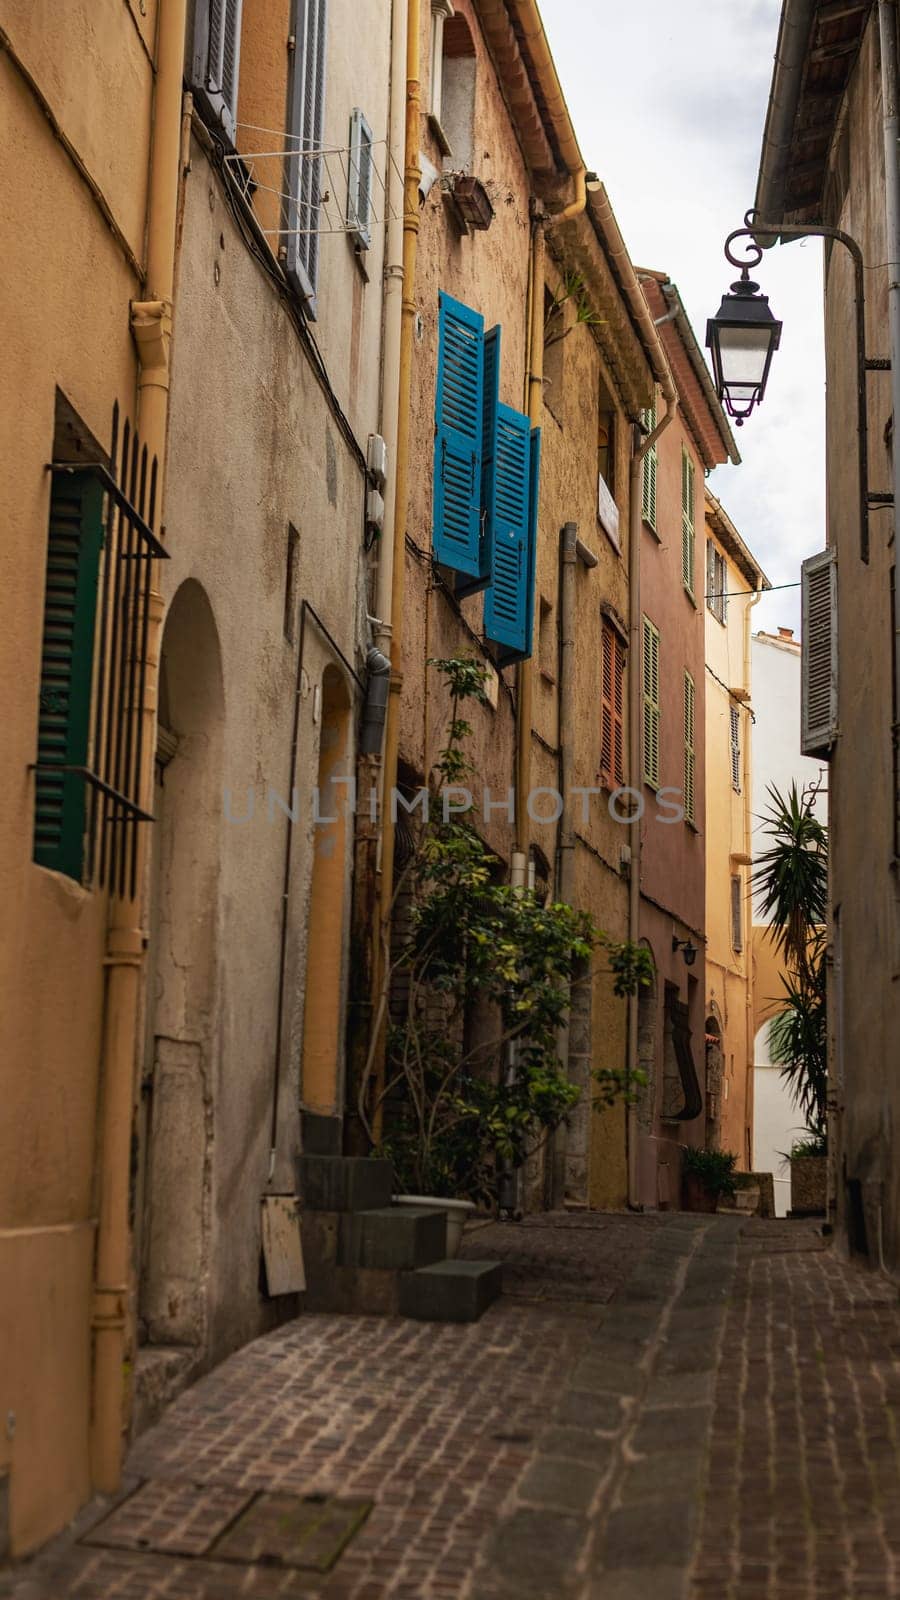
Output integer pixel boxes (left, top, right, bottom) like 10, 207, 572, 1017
34, 471, 105, 880
286, 0, 328, 317
433, 292, 484, 576
483, 405, 533, 657
456, 321, 500, 597
192, 0, 244, 145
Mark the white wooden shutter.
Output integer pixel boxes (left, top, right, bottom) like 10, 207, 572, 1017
347, 107, 374, 251
801, 548, 838, 756
192, 0, 244, 144
286, 0, 329, 316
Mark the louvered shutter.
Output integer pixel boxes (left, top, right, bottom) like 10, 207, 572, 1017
801, 548, 838, 756
731, 875, 743, 951
706, 540, 716, 616
600, 624, 614, 782
34, 472, 105, 880
683, 671, 695, 824
613, 634, 625, 784
642, 617, 660, 789
730, 704, 741, 792
483, 405, 532, 655
347, 107, 374, 251
641, 399, 657, 530
433, 292, 485, 576
286, 0, 328, 317
192, 0, 244, 145
682, 450, 695, 594
457, 322, 500, 597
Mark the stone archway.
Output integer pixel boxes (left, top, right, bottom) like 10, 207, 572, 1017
300, 665, 353, 1126
705, 1012, 724, 1150
137, 579, 224, 1352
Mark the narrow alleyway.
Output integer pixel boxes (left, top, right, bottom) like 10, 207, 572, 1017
6, 1214, 899, 1600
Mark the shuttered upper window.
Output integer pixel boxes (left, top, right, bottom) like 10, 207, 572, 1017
682, 448, 695, 596
191, 0, 244, 146
730, 704, 741, 792
731, 874, 743, 952
683, 670, 695, 825
641, 398, 658, 531
801, 547, 838, 757
347, 107, 374, 252
483, 412, 540, 662
286, 0, 329, 316
34, 472, 105, 880
434, 292, 487, 579
706, 540, 727, 624
600, 620, 626, 789
642, 616, 660, 790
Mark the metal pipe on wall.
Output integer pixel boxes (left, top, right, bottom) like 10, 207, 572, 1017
878, 0, 900, 867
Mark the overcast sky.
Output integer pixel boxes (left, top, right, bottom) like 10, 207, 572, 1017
542, 0, 825, 636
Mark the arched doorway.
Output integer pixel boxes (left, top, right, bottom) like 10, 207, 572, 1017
136, 579, 224, 1351
705, 1013, 723, 1150
301, 665, 352, 1120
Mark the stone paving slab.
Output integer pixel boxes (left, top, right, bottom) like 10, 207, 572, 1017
6, 1212, 900, 1599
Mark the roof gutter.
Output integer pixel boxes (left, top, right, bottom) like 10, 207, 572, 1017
661, 281, 742, 465
754, 0, 818, 234
506, 0, 586, 215
588, 185, 675, 399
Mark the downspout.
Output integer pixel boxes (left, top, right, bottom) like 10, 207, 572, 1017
744, 583, 763, 1171
879, 0, 900, 866
374, 0, 409, 663
92, 0, 185, 1491
626, 387, 677, 1209
551, 523, 597, 1205
370, 0, 421, 1137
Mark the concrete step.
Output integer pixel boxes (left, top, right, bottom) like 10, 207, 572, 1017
297, 1154, 394, 1213
399, 1258, 503, 1323
340, 1206, 448, 1272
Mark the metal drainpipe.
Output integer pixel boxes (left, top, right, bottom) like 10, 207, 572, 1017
91, 0, 186, 1493
626, 392, 677, 1210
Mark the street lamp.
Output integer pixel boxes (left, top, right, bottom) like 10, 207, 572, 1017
672, 936, 697, 967
706, 225, 782, 426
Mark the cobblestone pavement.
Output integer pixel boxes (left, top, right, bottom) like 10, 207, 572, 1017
5, 1213, 900, 1600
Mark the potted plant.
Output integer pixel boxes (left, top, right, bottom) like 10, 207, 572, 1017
358, 657, 651, 1254
681, 1147, 738, 1213
755, 782, 829, 1191
788, 1131, 827, 1217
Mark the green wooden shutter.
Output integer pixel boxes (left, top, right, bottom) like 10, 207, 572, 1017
34, 471, 105, 880
682, 448, 695, 594
642, 616, 660, 789
641, 398, 658, 531
683, 670, 695, 824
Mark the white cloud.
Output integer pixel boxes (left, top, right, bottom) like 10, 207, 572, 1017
541, 0, 825, 633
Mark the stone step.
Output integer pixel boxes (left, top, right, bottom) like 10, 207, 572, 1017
399, 1259, 503, 1323
340, 1206, 448, 1271
296, 1154, 394, 1213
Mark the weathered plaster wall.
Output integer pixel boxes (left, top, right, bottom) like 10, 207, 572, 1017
0, 6, 153, 1552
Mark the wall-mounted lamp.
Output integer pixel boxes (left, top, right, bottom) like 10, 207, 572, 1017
706, 223, 781, 426
672, 936, 697, 967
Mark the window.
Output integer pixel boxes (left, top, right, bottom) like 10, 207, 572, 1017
433, 292, 541, 662
597, 407, 620, 550
731, 874, 743, 952
801, 547, 838, 757
730, 704, 741, 792
285, 0, 329, 317
284, 525, 300, 642
682, 448, 695, 596
683, 671, 695, 825
347, 107, 374, 252
543, 286, 565, 415
706, 540, 727, 623
191, 0, 244, 145
440, 13, 476, 170
641, 397, 658, 531
601, 619, 626, 789
539, 597, 555, 683
642, 616, 660, 789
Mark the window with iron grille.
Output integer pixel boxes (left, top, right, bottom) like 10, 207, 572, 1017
682, 448, 695, 596
730, 704, 741, 792
33, 401, 167, 894
600, 618, 626, 789
641, 396, 658, 532
642, 616, 660, 789
706, 540, 727, 624
731, 874, 743, 952
683, 670, 695, 825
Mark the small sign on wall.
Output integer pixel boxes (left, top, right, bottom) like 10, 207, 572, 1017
597, 473, 620, 550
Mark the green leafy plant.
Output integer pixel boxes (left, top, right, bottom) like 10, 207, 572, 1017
544, 270, 607, 349
359, 657, 651, 1203
682, 1146, 738, 1198
789, 1132, 827, 1160
754, 782, 828, 1144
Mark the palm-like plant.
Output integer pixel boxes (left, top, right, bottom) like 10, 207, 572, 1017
754, 782, 828, 1141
